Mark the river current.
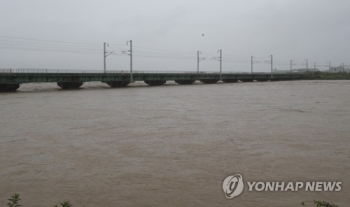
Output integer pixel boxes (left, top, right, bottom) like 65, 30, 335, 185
0, 80, 349, 206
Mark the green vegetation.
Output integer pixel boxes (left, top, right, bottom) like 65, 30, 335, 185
302, 200, 338, 207
7, 194, 20, 207
2, 193, 340, 206
53, 201, 72, 207
299, 71, 350, 80
4, 194, 71, 207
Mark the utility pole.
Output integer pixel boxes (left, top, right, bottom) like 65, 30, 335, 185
327, 61, 331, 71
196, 51, 206, 74
219, 49, 222, 80
103, 42, 116, 73
342, 63, 345, 73
251, 56, 255, 74
197, 51, 202, 74
305, 59, 308, 71
103, 42, 108, 73
290, 60, 294, 71
197, 51, 200, 74
269, 55, 273, 80
126, 40, 134, 83
251, 56, 261, 74
122, 41, 133, 81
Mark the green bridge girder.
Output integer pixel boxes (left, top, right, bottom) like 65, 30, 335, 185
0, 72, 301, 84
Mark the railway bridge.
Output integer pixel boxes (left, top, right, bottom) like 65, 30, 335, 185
0, 69, 301, 92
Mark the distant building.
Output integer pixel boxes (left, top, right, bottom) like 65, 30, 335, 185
291, 68, 320, 73
272, 68, 320, 73
329, 66, 350, 73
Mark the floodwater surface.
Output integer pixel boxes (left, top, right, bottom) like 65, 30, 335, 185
0, 80, 349, 206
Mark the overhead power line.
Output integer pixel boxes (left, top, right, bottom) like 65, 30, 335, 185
0, 35, 340, 70
0, 45, 102, 55
0, 35, 101, 46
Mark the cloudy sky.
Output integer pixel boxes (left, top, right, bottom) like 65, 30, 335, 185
0, 0, 349, 72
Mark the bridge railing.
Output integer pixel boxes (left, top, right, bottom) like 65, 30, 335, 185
0, 68, 278, 74
132, 70, 219, 74
0, 68, 237, 74
0, 68, 125, 73
0, 68, 12, 73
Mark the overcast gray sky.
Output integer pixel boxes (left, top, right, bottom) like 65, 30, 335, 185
0, 0, 349, 72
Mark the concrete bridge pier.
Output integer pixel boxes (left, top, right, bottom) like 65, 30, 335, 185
144, 80, 166, 86
57, 82, 83, 89
200, 79, 219, 84
0, 84, 20, 92
175, 80, 195, 84
105, 81, 130, 87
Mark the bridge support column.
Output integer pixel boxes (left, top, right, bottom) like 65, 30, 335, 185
200, 79, 219, 84
175, 80, 195, 85
105, 81, 130, 87
144, 80, 166, 86
0, 84, 20, 92
57, 82, 83, 89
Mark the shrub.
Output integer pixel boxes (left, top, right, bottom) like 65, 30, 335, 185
302, 200, 338, 207
4, 194, 72, 207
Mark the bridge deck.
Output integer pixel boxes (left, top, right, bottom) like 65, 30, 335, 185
0, 72, 300, 84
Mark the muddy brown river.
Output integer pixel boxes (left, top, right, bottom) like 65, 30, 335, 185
0, 80, 349, 206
